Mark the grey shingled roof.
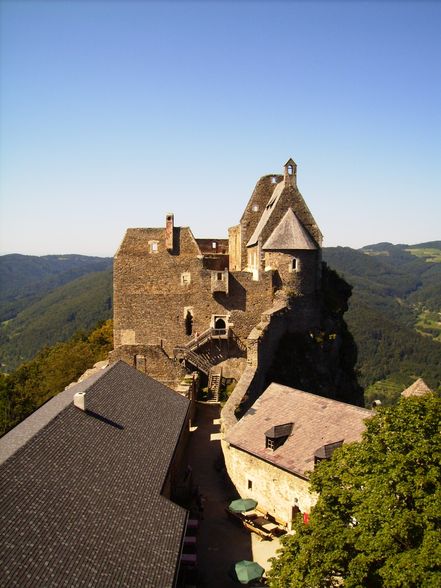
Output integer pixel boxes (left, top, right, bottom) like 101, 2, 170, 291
226, 383, 372, 478
0, 361, 190, 588
262, 208, 317, 251
247, 181, 286, 247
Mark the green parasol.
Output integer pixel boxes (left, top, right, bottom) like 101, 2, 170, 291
234, 560, 265, 584
228, 498, 258, 513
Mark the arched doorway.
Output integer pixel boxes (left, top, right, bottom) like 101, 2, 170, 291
214, 317, 226, 330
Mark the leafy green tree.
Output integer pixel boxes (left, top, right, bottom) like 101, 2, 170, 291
268, 394, 441, 587
0, 320, 113, 435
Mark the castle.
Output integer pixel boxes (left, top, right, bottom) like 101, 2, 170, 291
111, 159, 324, 391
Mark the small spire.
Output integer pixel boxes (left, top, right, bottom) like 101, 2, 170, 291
284, 158, 297, 187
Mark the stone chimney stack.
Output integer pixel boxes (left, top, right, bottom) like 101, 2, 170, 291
165, 213, 174, 251
284, 158, 297, 188
73, 391, 86, 411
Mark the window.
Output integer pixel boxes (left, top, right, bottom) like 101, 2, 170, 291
252, 204, 259, 212
265, 437, 275, 450
247, 479, 253, 490
271, 176, 277, 184
265, 422, 293, 451
149, 240, 159, 253
216, 272, 223, 281
289, 257, 299, 273
181, 272, 191, 286
185, 310, 193, 336
212, 241, 217, 249
287, 164, 293, 176
314, 440, 343, 465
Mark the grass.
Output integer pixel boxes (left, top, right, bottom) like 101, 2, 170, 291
406, 248, 441, 263
416, 310, 441, 342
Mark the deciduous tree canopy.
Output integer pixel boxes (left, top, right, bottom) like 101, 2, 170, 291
268, 394, 441, 587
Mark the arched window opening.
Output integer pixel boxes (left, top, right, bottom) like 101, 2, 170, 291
287, 165, 293, 176
185, 311, 193, 336
214, 317, 226, 330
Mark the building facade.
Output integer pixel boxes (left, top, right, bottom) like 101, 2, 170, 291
112, 159, 323, 385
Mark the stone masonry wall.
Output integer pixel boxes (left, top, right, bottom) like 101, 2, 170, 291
114, 226, 275, 358
109, 344, 186, 388
221, 442, 317, 525
265, 250, 320, 296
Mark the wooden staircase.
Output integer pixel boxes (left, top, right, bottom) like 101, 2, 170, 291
208, 369, 222, 402
174, 328, 229, 377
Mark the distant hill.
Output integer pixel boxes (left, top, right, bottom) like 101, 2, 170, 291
1, 245, 440, 404
0, 255, 112, 371
323, 241, 441, 404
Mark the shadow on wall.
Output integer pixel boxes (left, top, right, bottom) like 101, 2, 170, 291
215, 275, 246, 311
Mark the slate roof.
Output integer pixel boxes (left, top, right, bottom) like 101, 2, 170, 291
226, 383, 372, 478
401, 378, 432, 398
247, 181, 286, 247
262, 208, 317, 251
0, 361, 190, 588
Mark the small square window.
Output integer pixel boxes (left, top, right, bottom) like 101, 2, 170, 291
247, 479, 253, 490
212, 241, 217, 249
216, 272, 223, 281
181, 272, 191, 286
149, 241, 159, 253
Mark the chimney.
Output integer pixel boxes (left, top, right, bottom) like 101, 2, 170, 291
73, 391, 86, 411
165, 213, 174, 251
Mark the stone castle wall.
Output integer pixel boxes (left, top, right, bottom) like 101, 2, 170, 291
221, 441, 317, 526
114, 226, 275, 358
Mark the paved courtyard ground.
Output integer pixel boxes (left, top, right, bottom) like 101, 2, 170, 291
183, 402, 281, 587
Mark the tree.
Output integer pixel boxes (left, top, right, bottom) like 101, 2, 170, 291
268, 394, 441, 587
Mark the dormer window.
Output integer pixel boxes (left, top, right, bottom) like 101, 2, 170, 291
252, 204, 259, 212
314, 440, 343, 465
265, 423, 293, 451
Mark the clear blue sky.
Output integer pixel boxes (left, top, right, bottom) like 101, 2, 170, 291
1, 0, 440, 257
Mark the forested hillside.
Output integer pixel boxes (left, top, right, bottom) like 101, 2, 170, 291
0, 320, 113, 435
0, 255, 112, 371
323, 242, 441, 404
1, 244, 439, 406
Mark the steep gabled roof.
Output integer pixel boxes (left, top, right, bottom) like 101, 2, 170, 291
0, 361, 190, 587
262, 208, 317, 251
247, 180, 285, 247
226, 383, 371, 478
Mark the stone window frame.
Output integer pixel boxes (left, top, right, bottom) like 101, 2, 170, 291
289, 257, 300, 273
181, 272, 191, 286
148, 240, 159, 254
